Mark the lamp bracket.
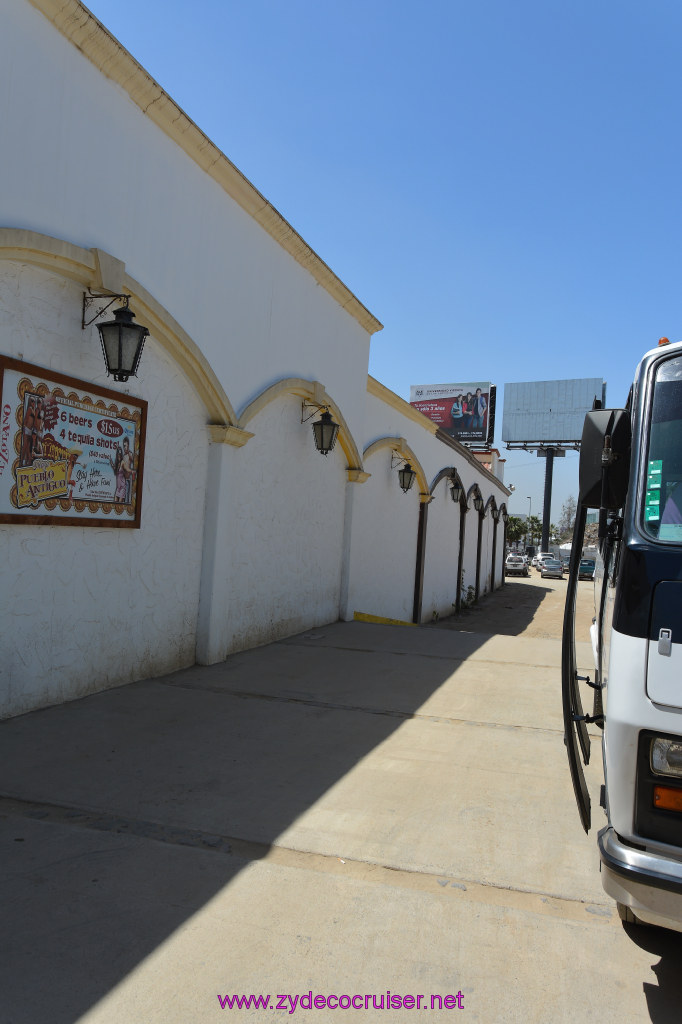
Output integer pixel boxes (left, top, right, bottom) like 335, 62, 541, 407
82, 290, 130, 329
390, 451, 410, 470
301, 400, 329, 424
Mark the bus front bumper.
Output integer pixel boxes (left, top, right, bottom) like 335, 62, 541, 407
599, 825, 682, 932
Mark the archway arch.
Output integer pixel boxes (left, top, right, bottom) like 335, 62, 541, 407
239, 378, 362, 470
467, 484, 485, 599
499, 503, 509, 585
484, 496, 501, 592
449, 472, 469, 613
0, 228, 238, 429
363, 437, 429, 499
428, 468, 467, 614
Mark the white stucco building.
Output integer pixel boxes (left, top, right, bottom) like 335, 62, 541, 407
0, 0, 509, 719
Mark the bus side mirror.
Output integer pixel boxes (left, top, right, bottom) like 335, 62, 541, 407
579, 409, 631, 509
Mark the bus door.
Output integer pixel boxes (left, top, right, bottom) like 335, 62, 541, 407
561, 407, 631, 833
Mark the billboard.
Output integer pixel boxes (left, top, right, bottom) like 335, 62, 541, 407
0, 357, 146, 527
409, 382, 495, 444
501, 378, 606, 444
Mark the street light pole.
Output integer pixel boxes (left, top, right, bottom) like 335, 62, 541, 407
527, 496, 532, 551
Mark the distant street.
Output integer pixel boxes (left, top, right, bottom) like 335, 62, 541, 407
2, 574, 680, 1023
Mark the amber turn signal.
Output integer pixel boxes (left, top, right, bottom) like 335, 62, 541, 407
653, 785, 682, 812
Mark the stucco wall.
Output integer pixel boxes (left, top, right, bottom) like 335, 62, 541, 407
459, 511, 478, 604
351, 389, 508, 623
421, 478, 460, 620
0, 2, 510, 719
221, 392, 349, 652
348, 444, 421, 623
0, 262, 209, 717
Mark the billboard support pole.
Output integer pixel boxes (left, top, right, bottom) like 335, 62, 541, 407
541, 449, 555, 552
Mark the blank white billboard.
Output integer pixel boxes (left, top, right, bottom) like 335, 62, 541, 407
502, 378, 605, 443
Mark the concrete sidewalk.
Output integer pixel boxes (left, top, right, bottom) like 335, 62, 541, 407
2, 588, 680, 1022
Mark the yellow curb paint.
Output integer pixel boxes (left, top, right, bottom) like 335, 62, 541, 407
353, 612, 416, 627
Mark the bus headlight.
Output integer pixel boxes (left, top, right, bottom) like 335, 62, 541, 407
651, 737, 682, 778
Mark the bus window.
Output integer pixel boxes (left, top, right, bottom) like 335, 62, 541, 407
643, 355, 682, 542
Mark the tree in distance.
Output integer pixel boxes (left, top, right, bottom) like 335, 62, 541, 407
558, 496, 577, 540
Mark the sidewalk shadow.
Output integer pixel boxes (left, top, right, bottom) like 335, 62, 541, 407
2, 621, 501, 1023
429, 579, 555, 637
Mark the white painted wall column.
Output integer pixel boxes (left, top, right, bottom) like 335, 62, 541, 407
196, 425, 253, 664
339, 469, 371, 621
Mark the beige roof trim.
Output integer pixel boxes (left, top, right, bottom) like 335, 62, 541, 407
367, 376, 438, 434
27, 0, 383, 337
367, 376, 510, 496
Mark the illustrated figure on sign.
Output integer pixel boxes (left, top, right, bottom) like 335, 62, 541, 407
110, 437, 134, 503
121, 436, 135, 504
31, 398, 45, 458
21, 397, 36, 465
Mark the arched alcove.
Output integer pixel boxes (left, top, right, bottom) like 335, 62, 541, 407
0, 228, 237, 427
239, 377, 362, 471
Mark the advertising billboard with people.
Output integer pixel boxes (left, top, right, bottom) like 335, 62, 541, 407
409, 381, 495, 444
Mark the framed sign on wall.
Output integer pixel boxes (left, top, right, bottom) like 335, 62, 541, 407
0, 357, 147, 527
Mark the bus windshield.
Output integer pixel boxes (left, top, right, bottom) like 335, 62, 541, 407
643, 354, 682, 542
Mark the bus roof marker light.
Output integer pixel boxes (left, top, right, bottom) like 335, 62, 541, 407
658, 337, 671, 346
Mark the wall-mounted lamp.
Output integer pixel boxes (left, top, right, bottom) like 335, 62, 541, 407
82, 292, 149, 383
312, 409, 340, 456
450, 479, 463, 503
390, 451, 417, 493
398, 462, 416, 492
473, 495, 484, 512
301, 401, 340, 456
492, 508, 500, 522
502, 511, 509, 524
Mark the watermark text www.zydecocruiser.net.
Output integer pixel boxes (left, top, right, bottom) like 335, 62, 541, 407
217, 991, 465, 1013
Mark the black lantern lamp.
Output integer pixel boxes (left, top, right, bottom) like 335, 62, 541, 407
398, 462, 417, 493
312, 409, 340, 456
473, 494, 484, 512
450, 478, 463, 503
492, 508, 500, 522
97, 304, 149, 382
83, 292, 150, 383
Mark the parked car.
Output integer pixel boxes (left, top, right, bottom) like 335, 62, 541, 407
540, 557, 564, 580
535, 552, 553, 570
505, 555, 529, 577
561, 556, 571, 573
578, 558, 596, 581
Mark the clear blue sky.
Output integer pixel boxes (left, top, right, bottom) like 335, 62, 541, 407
84, 0, 682, 523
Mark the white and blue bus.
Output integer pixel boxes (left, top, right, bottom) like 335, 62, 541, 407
563, 338, 682, 931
